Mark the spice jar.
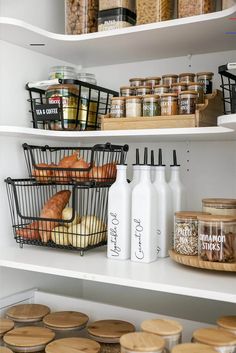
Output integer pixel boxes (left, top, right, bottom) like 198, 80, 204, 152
0, 318, 14, 345
126, 96, 142, 117
198, 215, 236, 263
65, 0, 98, 34
111, 97, 126, 118
87, 320, 135, 353
179, 73, 196, 84
192, 327, 236, 353
136, 86, 152, 96
3, 326, 55, 352
196, 72, 214, 94
202, 199, 236, 217
141, 319, 183, 353
130, 78, 145, 87
144, 77, 161, 89
136, 0, 174, 25
143, 95, 160, 117
6, 304, 50, 326
120, 86, 136, 97
178, 0, 216, 18
160, 93, 178, 116
187, 82, 205, 104
46, 337, 101, 353
43, 311, 89, 339
154, 85, 169, 95
120, 332, 165, 353
179, 91, 198, 115
162, 74, 178, 87
49, 66, 77, 80
217, 316, 236, 335
172, 343, 218, 353
171, 83, 187, 95
174, 212, 210, 256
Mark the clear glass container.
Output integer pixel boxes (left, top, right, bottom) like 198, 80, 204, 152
160, 93, 178, 116
99, 0, 136, 12
49, 66, 77, 80
120, 86, 136, 97
77, 72, 97, 85
217, 316, 236, 335
172, 343, 220, 353
202, 198, 236, 216
120, 332, 165, 353
198, 215, 236, 263
110, 97, 126, 118
187, 82, 205, 104
136, 86, 152, 96
178, 0, 216, 18
98, 8, 136, 31
162, 74, 178, 86
6, 304, 50, 327
144, 77, 161, 89
196, 72, 214, 94
179, 91, 198, 115
192, 328, 236, 353
154, 85, 169, 95
126, 96, 142, 117
65, 0, 98, 35
179, 73, 196, 84
136, 0, 174, 25
45, 338, 101, 353
142, 95, 160, 117
130, 78, 145, 87
171, 83, 187, 95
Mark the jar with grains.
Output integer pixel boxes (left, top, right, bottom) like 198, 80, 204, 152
65, 0, 98, 35
171, 83, 187, 95
160, 93, 178, 116
202, 198, 236, 216
162, 74, 178, 86
136, 86, 152, 96
144, 77, 161, 89
187, 82, 205, 104
136, 0, 174, 25
196, 72, 214, 94
172, 343, 219, 353
141, 319, 183, 353
143, 95, 160, 117
6, 304, 50, 327
99, 0, 136, 12
120, 86, 136, 97
179, 73, 196, 84
198, 215, 236, 263
178, 0, 216, 18
0, 318, 14, 345
179, 91, 198, 115
222, 0, 235, 9
46, 338, 101, 353
110, 97, 126, 118
174, 212, 210, 256
126, 96, 142, 117
130, 78, 145, 87
49, 66, 77, 80
87, 320, 135, 353
192, 328, 236, 353
154, 85, 169, 95
217, 316, 236, 335
120, 332, 165, 353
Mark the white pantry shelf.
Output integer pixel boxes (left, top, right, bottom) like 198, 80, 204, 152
0, 6, 236, 66
218, 114, 236, 130
0, 246, 235, 303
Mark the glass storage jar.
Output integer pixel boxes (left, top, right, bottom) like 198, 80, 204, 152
136, 0, 174, 25
43, 311, 89, 339
46, 337, 101, 353
120, 332, 165, 353
120, 86, 136, 97
160, 93, 178, 116
141, 319, 183, 353
172, 343, 219, 353
174, 211, 210, 256
154, 85, 169, 95
130, 78, 145, 87
142, 95, 160, 117
49, 66, 77, 80
6, 304, 50, 327
202, 199, 236, 217
98, 8, 136, 31
111, 97, 126, 118
77, 72, 97, 85
178, 0, 216, 18
192, 328, 236, 353
198, 215, 236, 263
0, 318, 14, 345
162, 74, 178, 86
99, 0, 136, 12
179, 73, 196, 84
179, 91, 198, 115
171, 83, 187, 95
217, 316, 236, 335
144, 77, 161, 89
65, 0, 98, 35
187, 82, 205, 104
126, 96, 142, 117
136, 86, 152, 96
196, 72, 214, 94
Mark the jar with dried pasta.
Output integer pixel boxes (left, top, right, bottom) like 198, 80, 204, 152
160, 93, 178, 116
136, 0, 174, 25
217, 316, 236, 335
120, 332, 165, 353
192, 327, 236, 353
162, 74, 178, 87
178, 0, 216, 18
187, 82, 205, 104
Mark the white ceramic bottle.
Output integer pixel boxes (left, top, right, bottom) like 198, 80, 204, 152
169, 150, 185, 213
131, 148, 158, 263
107, 159, 131, 260
152, 149, 173, 258
130, 149, 141, 191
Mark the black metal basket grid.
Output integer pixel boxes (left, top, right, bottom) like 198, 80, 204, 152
219, 64, 236, 114
6, 178, 110, 255
26, 79, 118, 131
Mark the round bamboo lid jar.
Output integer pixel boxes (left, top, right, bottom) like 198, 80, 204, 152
0, 318, 14, 337
172, 343, 218, 352
45, 337, 101, 353
0, 347, 14, 353
217, 316, 236, 335
3, 326, 55, 352
6, 304, 50, 324
120, 332, 165, 353
192, 327, 236, 353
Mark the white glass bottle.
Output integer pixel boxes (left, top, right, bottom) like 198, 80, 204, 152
107, 164, 131, 260
169, 150, 185, 213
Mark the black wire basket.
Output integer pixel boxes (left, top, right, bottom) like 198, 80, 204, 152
219, 63, 236, 114
26, 79, 118, 131
23, 143, 129, 185
5, 178, 110, 255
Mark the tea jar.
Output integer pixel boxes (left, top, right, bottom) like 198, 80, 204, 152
196, 72, 214, 94
120, 86, 136, 97
45, 337, 101, 353
144, 77, 161, 89
179, 91, 198, 115
160, 93, 178, 116
3, 326, 55, 352
192, 327, 236, 353
136, 86, 152, 96
87, 319, 135, 353
172, 343, 218, 353
154, 85, 169, 95
198, 215, 236, 263
142, 95, 160, 117
126, 96, 142, 117
202, 199, 236, 217
120, 332, 165, 353
162, 74, 178, 86
141, 318, 183, 352
171, 83, 187, 95
110, 97, 126, 118
179, 73, 196, 84
0, 318, 14, 345
187, 82, 205, 104
217, 316, 236, 335
43, 311, 89, 339
129, 78, 145, 87
6, 304, 50, 326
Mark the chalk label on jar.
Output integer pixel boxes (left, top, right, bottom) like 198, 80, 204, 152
133, 218, 144, 260
199, 233, 225, 251
109, 212, 121, 257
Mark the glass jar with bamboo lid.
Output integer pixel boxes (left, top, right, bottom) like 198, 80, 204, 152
154, 85, 169, 95
142, 95, 160, 117
162, 74, 178, 87
187, 82, 205, 104
171, 83, 187, 95
126, 96, 142, 117
172, 343, 218, 353
202, 199, 236, 217
129, 78, 145, 87
120, 332, 165, 353
192, 327, 236, 353
136, 86, 152, 96
6, 304, 50, 327
144, 77, 161, 89
217, 316, 236, 335
120, 86, 136, 97
160, 93, 178, 116
110, 97, 126, 118
179, 72, 196, 84
179, 91, 198, 115
0, 318, 14, 345
196, 72, 214, 94
45, 337, 101, 353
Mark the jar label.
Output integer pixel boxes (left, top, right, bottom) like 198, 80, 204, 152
174, 221, 198, 255
109, 212, 121, 257
199, 231, 235, 262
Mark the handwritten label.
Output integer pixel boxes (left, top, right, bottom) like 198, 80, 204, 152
133, 219, 144, 260
109, 213, 121, 257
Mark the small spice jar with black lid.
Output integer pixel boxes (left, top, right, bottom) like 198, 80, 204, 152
120, 86, 136, 97
0, 318, 14, 345
196, 72, 214, 94
179, 91, 198, 115
87, 319, 135, 353
187, 82, 205, 104
129, 78, 145, 87
160, 93, 178, 116
162, 74, 178, 87
45, 337, 101, 353
142, 95, 160, 117
179, 73, 196, 84
192, 327, 236, 353
217, 316, 236, 335
110, 97, 126, 118
6, 304, 50, 327
141, 318, 183, 352
120, 332, 165, 353
172, 343, 218, 353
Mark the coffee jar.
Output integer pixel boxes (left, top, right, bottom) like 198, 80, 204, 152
202, 199, 236, 217
217, 316, 236, 335
6, 304, 50, 327
192, 327, 236, 353
120, 332, 165, 353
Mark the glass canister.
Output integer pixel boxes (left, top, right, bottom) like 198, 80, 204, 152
144, 77, 161, 89
192, 328, 236, 353
141, 319, 183, 353
120, 86, 136, 97
162, 74, 178, 87
136, 86, 152, 96
120, 332, 165, 353
154, 85, 169, 95
126, 96, 142, 117
202, 199, 236, 217
178, 73, 196, 84
187, 82, 205, 104
49, 66, 77, 80
3, 326, 55, 353
217, 316, 236, 335
160, 93, 178, 116
196, 72, 214, 94
99, 0, 136, 12
45, 337, 101, 353
171, 83, 187, 95
0, 318, 14, 345
65, 0, 99, 35
6, 304, 50, 327
178, 0, 216, 18
198, 215, 236, 263
110, 97, 126, 118
172, 343, 219, 353
136, 0, 174, 24
142, 95, 160, 117
179, 91, 198, 115
174, 212, 210, 256
43, 311, 89, 339
87, 320, 135, 353
129, 78, 145, 87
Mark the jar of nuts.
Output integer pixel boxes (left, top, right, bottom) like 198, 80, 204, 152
65, 0, 99, 35
178, 0, 216, 18
136, 0, 174, 25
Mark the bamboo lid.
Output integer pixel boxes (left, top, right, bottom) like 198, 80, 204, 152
143, 94, 160, 99
187, 82, 204, 87
171, 83, 187, 87
0, 318, 14, 336
179, 90, 198, 95
120, 86, 136, 90
175, 211, 210, 219
145, 77, 161, 81
202, 198, 236, 206
141, 318, 183, 335
136, 86, 152, 90
111, 96, 126, 101
217, 316, 236, 330
197, 214, 236, 222
120, 332, 165, 352
0, 348, 14, 353
162, 74, 178, 78
129, 78, 145, 82
179, 73, 196, 77
87, 320, 135, 342
154, 85, 169, 88
3, 326, 55, 348
193, 327, 236, 346
6, 304, 50, 322
45, 337, 101, 353
43, 311, 89, 330
196, 72, 214, 76
172, 343, 218, 353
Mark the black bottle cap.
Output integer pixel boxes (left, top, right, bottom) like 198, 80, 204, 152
143, 147, 148, 165
133, 148, 140, 166
158, 148, 166, 166
170, 149, 180, 167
